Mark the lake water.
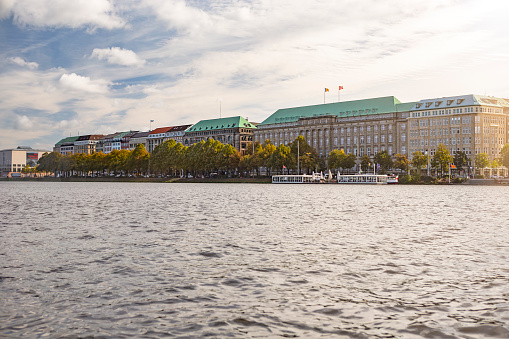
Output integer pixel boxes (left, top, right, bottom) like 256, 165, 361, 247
1, 182, 508, 338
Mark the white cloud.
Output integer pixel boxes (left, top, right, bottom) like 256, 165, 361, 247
90, 47, 145, 67
9, 56, 39, 70
14, 115, 34, 130
3, 0, 125, 30
59, 73, 110, 93
144, 0, 213, 34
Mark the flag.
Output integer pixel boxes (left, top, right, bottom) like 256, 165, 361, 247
325, 88, 329, 92
339, 86, 344, 90
450, 164, 456, 169
283, 165, 286, 169
150, 119, 154, 122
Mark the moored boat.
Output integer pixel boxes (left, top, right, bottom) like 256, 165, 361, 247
337, 173, 388, 184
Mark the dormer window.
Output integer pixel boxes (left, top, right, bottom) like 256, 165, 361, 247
435, 101, 442, 107
457, 99, 464, 105
416, 103, 422, 109
447, 100, 454, 106
426, 102, 432, 108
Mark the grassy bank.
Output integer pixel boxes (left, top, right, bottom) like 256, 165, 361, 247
0, 176, 272, 184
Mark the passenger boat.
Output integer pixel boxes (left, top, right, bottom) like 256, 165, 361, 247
337, 173, 388, 184
387, 175, 399, 184
272, 174, 314, 183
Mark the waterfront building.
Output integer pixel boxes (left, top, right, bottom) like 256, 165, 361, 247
148, 127, 173, 152
129, 131, 150, 150
74, 135, 104, 154
255, 96, 414, 158
96, 131, 138, 154
53, 136, 79, 155
408, 94, 509, 176
0, 146, 50, 176
184, 116, 257, 154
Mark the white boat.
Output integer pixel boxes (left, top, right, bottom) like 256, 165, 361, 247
272, 174, 314, 183
337, 173, 388, 184
387, 175, 399, 184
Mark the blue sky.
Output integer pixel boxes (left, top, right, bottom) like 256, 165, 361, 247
1, 0, 509, 150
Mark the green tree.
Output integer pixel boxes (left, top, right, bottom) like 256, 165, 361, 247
411, 151, 428, 173
289, 136, 318, 174
37, 152, 62, 173
374, 150, 393, 174
432, 143, 453, 175
342, 153, 357, 172
475, 153, 489, 175
327, 149, 346, 170
269, 144, 293, 174
501, 144, 509, 169
453, 151, 468, 171
360, 155, 372, 173
393, 153, 409, 173
127, 144, 149, 175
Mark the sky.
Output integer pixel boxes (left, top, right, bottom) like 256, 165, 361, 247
1, 0, 509, 151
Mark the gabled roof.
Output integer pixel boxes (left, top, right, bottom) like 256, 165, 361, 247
169, 124, 192, 132
410, 94, 509, 111
186, 116, 256, 132
149, 127, 172, 135
259, 96, 405, 126
55, 136, 79, 146
131, 131, 150, 138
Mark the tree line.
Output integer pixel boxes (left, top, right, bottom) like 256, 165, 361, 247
36, 137, 509, 177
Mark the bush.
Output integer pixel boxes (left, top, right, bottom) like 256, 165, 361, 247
398, 174, 412, 184
421, 175, 435, 184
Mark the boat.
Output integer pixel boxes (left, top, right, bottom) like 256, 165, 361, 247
387, 175, 399, 184
272, 174, 314, 183
337, 173, 388, 184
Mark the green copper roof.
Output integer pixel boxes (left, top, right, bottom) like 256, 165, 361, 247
259, 96, 407, 125
55, 136, 79, 146
396, 102, 417, 112
186, 116, 257, 132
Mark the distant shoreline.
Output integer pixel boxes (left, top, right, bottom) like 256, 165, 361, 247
0, 177, 272, 184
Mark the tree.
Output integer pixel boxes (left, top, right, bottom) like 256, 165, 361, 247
474, 153, 489, 171
342, 153, 357, 172
37, 152, 62, 173
453, 151, 468, 171
269, 144, 293, 174
327, 149, 346, 171
432, 143, 453, 175
127, 144, 149, 175
501, 144, 509, 169
289, 136, 318, 174
360, 155, 372, 173
411, 151, 427, 173
393, 153, 409, 173
374, 150, 393, 174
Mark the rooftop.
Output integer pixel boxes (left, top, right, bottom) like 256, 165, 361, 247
259, 96, 409, 126
186, 116, 256, 132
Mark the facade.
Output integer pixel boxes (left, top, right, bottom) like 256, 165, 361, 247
408, 95, 509, 165
165, 125, 192, 144
74, 135, 104, 154
0, 146, 50, 176
129, 131, 150, 150
147, 127, 173, 152
184, 116, 256, 154
54, 136, 79, 154
255, 96, 414, 158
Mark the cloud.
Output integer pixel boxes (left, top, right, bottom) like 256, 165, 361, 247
2, 0, 125, 30
59, 73, 110, 93
14, 115, 34, 130
144, 0, 213, 34
8, 56, 39, 70
90, 47, 146, 67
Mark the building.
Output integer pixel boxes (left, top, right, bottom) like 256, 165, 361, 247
129, 131, 150, 150
147, 127, 173, 152
184, 116, 257, 154
54, 136, 79, 155
255, 96, 414, 158
408, 94, 509, 160
0, 146, 50, 176
96, 131, 138, 154
147, 124, 194, 152
74, 135, 104, 154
